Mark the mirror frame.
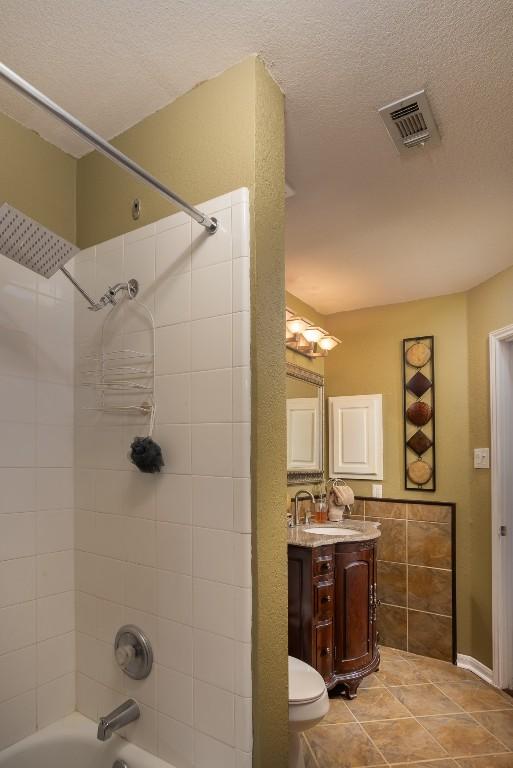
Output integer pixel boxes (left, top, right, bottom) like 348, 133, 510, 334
286, 361, 325, 485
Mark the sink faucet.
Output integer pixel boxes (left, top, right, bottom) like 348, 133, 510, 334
97, 699, 140, 741
292, 490, 315, 527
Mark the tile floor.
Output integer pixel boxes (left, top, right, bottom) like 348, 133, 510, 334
303, 647, 513, 767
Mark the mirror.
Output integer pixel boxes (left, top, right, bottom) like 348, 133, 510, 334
286, 362, 324, 484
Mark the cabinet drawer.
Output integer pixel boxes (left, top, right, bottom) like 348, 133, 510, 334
315, 621, 333, 679
313, 556, 333, 579
314, 581, 334, 621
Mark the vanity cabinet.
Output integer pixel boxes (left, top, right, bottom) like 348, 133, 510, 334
288, 539, 379, 698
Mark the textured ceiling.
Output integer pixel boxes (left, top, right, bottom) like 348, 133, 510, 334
1, 0, 513, 313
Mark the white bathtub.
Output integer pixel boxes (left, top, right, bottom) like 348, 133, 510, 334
0, 713, 172, 768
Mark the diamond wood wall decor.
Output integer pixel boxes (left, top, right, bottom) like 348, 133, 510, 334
403, 336, 436, 491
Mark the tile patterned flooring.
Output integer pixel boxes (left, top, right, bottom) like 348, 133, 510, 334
303, 647, 513, 767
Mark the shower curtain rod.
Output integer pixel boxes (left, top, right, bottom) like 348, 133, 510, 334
0, 62, 218, 233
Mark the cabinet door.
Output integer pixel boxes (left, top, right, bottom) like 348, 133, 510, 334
315, 621, 334, 680
334, 547, 374, 673
329, 394, 383, 479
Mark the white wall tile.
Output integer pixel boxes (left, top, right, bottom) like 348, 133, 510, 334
0, 328, 36, 379
192, 476, 233, 530
0, 691, 36, 751
156, 221, 191, 277
36, 381, 73, 426
36, 509, 74, 554
157, 665, 193, 726
0, 512, 35, 561
0, 602, 36, 655
193, 629, 234, 691
157, 571, 192, 626
194, 679, 235, 745
36, 550, 74, 597
233, 423, 251, 479
233, 478, 251, 534
155, 322, 191, 375
194, 732, 235, 768
76, 672, 98, 721
76, 591, 97, 636
0, 646, 36, 704
157, 713, 194, 768
0, 468, 36, 514
191, 424, 232, 476
156, 474, 192, 524
37, 672, 75, 729
156, 618, 193, 675
124, 564, 157, 614
0, 375, 36, 423
231, 202, 250, 260
233, 312, 250, 367
191, 262, 232, 320
37, 468, 73, 510
37, 631, 75, 685
191, 208, 232, 270
193, 528, 234, 585
157, 522, 192, 575
235, 696, 252, 752
153, 424, 191, 475
37, 425, 73, 468
191, 369, 232, 423
234, 588, 252, 643
232, 258, 250, 313
0, 558, 35, 607
0, 423, 36, 467
193, 579, 234, 639
235, 642, 252, 698
156, 272, 191, 327
155, 373, 191, 424
191, 314, 232, 371
233, 367, 250, 423
37, 591, 74, 641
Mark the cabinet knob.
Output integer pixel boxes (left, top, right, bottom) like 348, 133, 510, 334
320, 563, 330, 572
320, 647, 331, 657
321, 595, 332, 604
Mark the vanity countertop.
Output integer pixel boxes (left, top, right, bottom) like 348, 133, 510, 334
287, 519, 381, 548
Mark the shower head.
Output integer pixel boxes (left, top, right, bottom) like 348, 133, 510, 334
0, 202, 139, 310
0, 202, 78, 277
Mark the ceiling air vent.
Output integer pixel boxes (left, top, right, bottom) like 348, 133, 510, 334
378, 90, 440, 154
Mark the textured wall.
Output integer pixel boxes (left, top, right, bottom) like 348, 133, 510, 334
0, 111, 76, 242
467, 263, 513, 667
76, 57, 287, 766
251, 59, 287, 768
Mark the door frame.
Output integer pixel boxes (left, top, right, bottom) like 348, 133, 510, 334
489, 323, 513, 688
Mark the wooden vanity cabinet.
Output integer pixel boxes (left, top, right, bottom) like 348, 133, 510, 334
288, 540, 380, 698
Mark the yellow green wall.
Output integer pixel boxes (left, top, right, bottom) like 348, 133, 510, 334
76, 56, 287, 766
467, 263, 513, 666
0, 111, 76, 242
324, 293, 473, 659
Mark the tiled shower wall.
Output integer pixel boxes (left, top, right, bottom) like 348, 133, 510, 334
0, 263, 75, 750
353, 498, 454, 663
74, 190, 252, 768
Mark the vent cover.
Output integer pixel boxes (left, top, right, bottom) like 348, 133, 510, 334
378, 90, 440, 154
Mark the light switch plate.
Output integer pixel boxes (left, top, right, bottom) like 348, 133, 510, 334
372, 484, 383, 498
474, 448, 490, 469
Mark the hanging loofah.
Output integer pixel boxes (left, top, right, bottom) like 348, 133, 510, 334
130, 436, 164, 474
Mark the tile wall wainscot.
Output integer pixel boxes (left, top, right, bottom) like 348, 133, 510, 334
0, 260, 75, 750
74, 190, 252, 768
352, 497, 455, 663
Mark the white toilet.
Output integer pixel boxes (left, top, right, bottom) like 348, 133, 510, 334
288, 655, 329, 768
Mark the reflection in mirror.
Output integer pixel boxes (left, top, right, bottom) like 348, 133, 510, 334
286, 362, 324, 485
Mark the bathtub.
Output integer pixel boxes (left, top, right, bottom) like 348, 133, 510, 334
0, 713, 172, 768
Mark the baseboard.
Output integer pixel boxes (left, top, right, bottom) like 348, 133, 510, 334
457, 654, 495, 686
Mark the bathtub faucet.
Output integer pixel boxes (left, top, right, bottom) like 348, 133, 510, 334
97, 698, 140, 741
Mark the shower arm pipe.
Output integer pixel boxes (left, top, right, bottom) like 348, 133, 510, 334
0, 62, 218, 233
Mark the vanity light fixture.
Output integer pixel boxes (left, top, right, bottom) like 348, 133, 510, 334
286, 308, 341, 359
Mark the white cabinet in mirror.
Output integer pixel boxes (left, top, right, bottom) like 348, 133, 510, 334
286, 362, 324, 485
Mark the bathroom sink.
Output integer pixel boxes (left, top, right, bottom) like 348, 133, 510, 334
305, 526, 356, 536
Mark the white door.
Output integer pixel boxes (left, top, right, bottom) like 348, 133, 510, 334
287, 397, 320, 471
329, 394, 383, 479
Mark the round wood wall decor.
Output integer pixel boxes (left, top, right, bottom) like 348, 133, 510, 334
406, 341, 432, 368
406, 401, 432, 426
407, 459, 433, 485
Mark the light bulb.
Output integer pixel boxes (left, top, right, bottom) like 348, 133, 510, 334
286, 316, 308, 335
318, 335, 341, 351
302, 326, 324, 343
